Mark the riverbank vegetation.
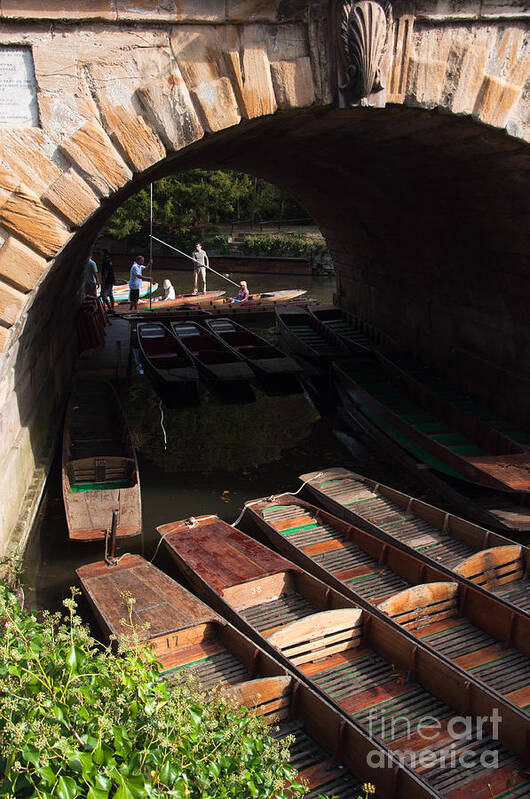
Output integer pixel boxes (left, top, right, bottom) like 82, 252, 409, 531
103, 170, 323, 257
0, 580, 307, 798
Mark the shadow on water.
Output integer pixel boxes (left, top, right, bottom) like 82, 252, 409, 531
23, 273, 448, 619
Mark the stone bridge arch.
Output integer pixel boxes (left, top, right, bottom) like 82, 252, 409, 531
0, 1, 528, 549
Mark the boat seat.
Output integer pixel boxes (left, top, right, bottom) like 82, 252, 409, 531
268, 608, 363, 666
454, 546, 524, 590
210, 321, 236, 333
378, 583, 459, 631
67, 456, 135, 489
140, 325, 166, 338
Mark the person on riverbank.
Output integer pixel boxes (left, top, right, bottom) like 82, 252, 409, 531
233, 280, 250, 302
191, 243, 208, 294
100, 250, 115, 313
129, 255, 152, 311
85, 252, 98, 297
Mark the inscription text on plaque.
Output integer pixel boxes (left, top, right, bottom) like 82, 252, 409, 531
0, 46, 39, 128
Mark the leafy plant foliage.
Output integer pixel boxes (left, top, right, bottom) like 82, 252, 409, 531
0, 586, 308, 798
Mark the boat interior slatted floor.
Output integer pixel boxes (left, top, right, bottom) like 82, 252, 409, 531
319, 318, 374, 348
260, 502, 530, 710
239, 591, 528, 797
285, 323, 341, 356
307, 474, 530, 612
401, 362, 530, 449
271, 720, 361, 799
262, 503, 410, 603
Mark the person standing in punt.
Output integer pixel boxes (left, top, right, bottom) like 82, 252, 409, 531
100, 249, 115, 314
129, 255, 152, 311
191, 242, 208, 295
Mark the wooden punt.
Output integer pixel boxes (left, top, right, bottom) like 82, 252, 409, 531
136, 322, 199, 403
97, 280, 158, 303
275, 303, 349, 363
204, 317, 302, 392
170, 320, 255, 387
210, 289, 307, 311
76, 554, 434, 799
298, 468, 530, 614
398, 359, 530, 451
158, 516, 530, 798
308, 303, 397, 354
334, 356, 530, 495
242, 493, 530, 709
62, 381, 141, 542
114, 290, 226, 315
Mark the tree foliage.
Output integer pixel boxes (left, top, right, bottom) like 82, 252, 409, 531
104, 171, 308, 247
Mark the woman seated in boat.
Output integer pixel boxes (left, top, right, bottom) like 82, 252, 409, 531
233, 280, 250, 303
156, 279, 176, 302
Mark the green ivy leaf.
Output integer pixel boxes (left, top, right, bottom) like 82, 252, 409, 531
56, 775, 79, 799
21, 745, 40, 766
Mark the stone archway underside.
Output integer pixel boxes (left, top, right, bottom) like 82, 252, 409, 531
0, 2, 528, 549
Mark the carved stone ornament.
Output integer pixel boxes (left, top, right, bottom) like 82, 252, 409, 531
339, 0, 390, 105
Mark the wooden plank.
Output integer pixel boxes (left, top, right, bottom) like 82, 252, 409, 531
223, 573, 293, 611
454, 545, 522, 580
225, 676, 292, 709
268, 609, 363, 649
158, 518, 298, 593
77, 555, 221, 644
378, 583, 459, 621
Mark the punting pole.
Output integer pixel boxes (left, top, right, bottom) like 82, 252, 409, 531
150, 233, 240, 288
149, 184, 153, 310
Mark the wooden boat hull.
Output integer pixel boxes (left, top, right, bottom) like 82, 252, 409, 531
157, 516, 530, 797
333, 357, 530, 494
275, 303, 349, 363
62, 382, 141, 542
308, 303, 397, 354
334, 389, 530, 533
298, 468, 530, 613
170, 321, 255, 386
204, 317, 302, 393
242, 493, 530, 708
98, 280, 158, 303
137, 322, 199, 391
114, 290, 226, 315
76, 554, 435, 799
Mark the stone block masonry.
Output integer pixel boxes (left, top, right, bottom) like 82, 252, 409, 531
0, 1, 526, 552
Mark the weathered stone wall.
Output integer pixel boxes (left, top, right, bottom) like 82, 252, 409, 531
0, 1, 527, 551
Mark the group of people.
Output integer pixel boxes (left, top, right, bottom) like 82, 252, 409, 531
86, 242, 250, 313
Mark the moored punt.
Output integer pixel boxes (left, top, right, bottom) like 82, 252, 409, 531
158, 516, 530, 798
98, 280, 158, 303
114, 290, 226, 315
333, 356, 530, 495
76, 554, 434, 799
242, 494, 530, 709
298, 468, 530, 613
275, 304, 349, 363
170, 321, 255, 395
204, 317, 302, 393
62, 381, 141, 542
308, 304, 397, 354
136, 322, 199, 404
211, 289, 307, 311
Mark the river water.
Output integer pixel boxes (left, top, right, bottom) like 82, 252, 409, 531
24, 272, 431, 618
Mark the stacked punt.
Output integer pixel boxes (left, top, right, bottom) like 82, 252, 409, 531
300, 468, 530, 613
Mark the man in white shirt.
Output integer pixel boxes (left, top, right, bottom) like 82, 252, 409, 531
191, 243, 208, 294
129, 255, 152, 310
85, 253, 98, 296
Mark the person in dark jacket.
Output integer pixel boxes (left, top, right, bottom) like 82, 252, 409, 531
100, 250, 116, 313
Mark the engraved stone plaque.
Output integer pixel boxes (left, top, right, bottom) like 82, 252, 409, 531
0, 46, 39, 128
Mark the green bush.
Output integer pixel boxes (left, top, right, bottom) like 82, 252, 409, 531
0, 586, 308, 798
240, 234, 328, 259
